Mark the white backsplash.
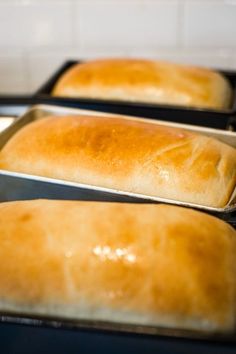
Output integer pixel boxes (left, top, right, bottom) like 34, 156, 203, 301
0, 0, 236, 94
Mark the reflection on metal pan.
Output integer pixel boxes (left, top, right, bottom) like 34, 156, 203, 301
0, 117, 15, 132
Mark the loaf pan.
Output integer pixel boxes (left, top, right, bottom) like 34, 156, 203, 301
0, 104, 235, 225
0, 324, 234, 354
0, 96, 39, 117
35, 61, 236, 131
0, 95, 60, 117
0, 321, 235, 354
0, 309, 235, 354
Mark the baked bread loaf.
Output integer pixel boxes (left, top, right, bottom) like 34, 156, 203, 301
52, 58, 232, 110
0, 199, 235, 333
0, 114, 235, 208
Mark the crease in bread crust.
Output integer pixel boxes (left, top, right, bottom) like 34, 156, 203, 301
0, 115, 235, 208
0, 200, 235, 333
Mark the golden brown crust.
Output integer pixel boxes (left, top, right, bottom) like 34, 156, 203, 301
52, 59, 232, 110
0, 199, 235, 332
0, 114, 235, 208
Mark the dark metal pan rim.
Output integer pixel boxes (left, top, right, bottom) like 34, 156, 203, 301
38, 94, 234, 114
0, 311, 235, 344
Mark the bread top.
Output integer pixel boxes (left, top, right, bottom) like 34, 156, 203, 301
52, 59, 232, 110
0, 199, 235, 332
0, 114, 235, 208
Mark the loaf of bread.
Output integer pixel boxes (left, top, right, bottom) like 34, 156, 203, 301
0, 199, 235, 333
0, 114, 235, 208
52, 59, 232, 110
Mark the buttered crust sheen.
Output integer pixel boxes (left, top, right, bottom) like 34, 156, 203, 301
0, 114, 235, 208
52, 59, 232, 110
0, 199, 235, 332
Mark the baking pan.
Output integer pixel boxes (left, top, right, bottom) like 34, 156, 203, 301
0, 96, 36, 117
35, 60, 236, 131
0, 318, 235, 354
0, 309, 235, 353
0, 104, 235, 224
0, 95, 70, 117
0, 95, 62, 117
1, 309, 235, 342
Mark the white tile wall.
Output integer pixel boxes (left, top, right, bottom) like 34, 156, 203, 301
184, 0, 236, 47
0, 0, 236, 94
28, 50, 81, 91
76, 1, 179, 50
0, 0, 73, 48
0, 52, 29, 94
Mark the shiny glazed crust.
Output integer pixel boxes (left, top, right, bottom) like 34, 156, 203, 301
0, 199, 235, 332
0, 114, 235, 208
52, 59, 232, 110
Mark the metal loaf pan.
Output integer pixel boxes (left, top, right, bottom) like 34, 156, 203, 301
0, 95, 63, 118
0, 96, 39, 117
0, 104, 235, 225
35, 60, 236, 131
0, 309, 235, 354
